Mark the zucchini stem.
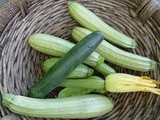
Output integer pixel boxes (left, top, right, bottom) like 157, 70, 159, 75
93, 63, 116, 76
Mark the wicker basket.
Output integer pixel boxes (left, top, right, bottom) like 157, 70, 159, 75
0, 0, 160, 120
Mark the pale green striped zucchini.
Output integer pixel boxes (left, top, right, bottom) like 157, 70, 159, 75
72, 27, 156, 71
2, 93, 114, 119
42, 57, 94, 78
68, 2, 136, 48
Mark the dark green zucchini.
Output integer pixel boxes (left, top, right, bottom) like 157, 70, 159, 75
27, 31, 103, 98
42, 57, 94, 78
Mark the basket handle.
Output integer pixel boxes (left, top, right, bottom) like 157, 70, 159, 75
130, 0, 160, 26
0, 0, 33, 35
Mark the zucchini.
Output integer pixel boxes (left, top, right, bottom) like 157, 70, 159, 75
60, 76, 105, 90
58, 87, 105, 98
58, 76, 105, 97
60, 73, 160, 96
42, 57, 94, 78
68, 2, 136, 48
58, 88, 94, 98
29, 33, 115, 76
27, 31, 103, 98
93, 63, 115, 75
72, 27, 156, 71
2, 93, 114, 119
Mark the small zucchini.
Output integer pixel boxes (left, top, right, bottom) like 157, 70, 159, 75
58, 87, 106, 98
2, 93, 114, 119
42, 57, 94, 78
58, 76, 106, 97
27, 32, 103, 98
72, 27, 156, 71
60, 76, 105, 90
58, 87, 95, 98
56, 73, 160, 96
68, 2, 136, 48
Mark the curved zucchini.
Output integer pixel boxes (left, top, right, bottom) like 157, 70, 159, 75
27, 31, 103, 98
72, 27, 156, 71
42, 57, 94, 78
2, 93, 114, 119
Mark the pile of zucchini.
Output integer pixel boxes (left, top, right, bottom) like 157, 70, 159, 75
2, 2, 159, 119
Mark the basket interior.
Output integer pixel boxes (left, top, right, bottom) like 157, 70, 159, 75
0, 0, 160, 120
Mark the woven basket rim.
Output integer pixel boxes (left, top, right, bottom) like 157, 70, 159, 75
0, 0, 160, 120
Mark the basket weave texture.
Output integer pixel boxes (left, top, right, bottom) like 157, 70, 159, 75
0, 0, 160, 120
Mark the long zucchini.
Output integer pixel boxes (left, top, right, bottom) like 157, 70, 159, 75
42, 57, 94, 78
27, 31, 103, 98
2, 93, 114, 119
72, 27, 156, 71
68, 2, 136, 48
